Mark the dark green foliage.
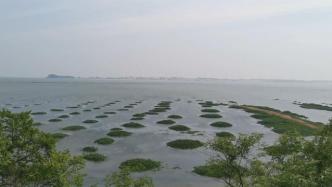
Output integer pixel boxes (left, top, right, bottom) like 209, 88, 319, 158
107, 130, 132, 137
83, 153, 106, 162
157, 120, 176, 125
167, 139, 204, 149
70, 112, 80, 115
93, 107, 101, 110
82, 146, 97, 152
95, 115, 108, 118
201, 109, 220, 113
133, 113, 145, 118
58, 114, 70, 119
50, 109, 64, 112
31, 112, 47, 115
67, 106, 80, 109
51, 132, 69, 140
193, 164, 225, 178
62, 125, 86, 131
299, 103, 332, 111
110, 128, 122, 131
48, 118, 62, 122
119, 159, 161, 172
122, 122, 145, 128
0, 110, 85, 187
94, 137, 114, 145
210, 121, 233, 128
199, 101, 221, 107
216, 132, 235, 139
83, 109, 92, 112
168, 115, 183, 119
200, 114, 222, 118
131, 117, 144, 121
105, 169, 154, 187
104, 111, 116, 115
144, 112, 158, 115
33, 122, 43, 126
118, 109, 129, 111
82, 119, 98, 124
169, 125, 190, 131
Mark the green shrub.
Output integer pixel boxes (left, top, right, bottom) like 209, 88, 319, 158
193, 164, 224, 178
169, 125, 190, 131
210, 121, 232, 128
119, 159, 161, 172
94, 137, 114, 145
167, 139, 204, 149
83, 153, 106, 162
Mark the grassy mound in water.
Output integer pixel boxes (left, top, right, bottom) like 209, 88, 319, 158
122, 122, 145, 128
62, 125, 86, 131
107, 130, 132, 137
117, 108, 129, 111
169, 125, 190, 131
83, 109, 92, 112
157, 120, 176, 125
167, 139, 204, 149
110, 128, 122, 131
131, 117, 144, 121
58, 114, 70, 119
201, 109, 220, 113
93, 107, 101, 110
95, 115, 108, 119
83, 119, 98, 124
48, 118, 62, 122
133, 113, 145, 118
200, 114, 222, 119
104, 111, 116, 115
210, 121, 232, 128
144, 112, 159, 115
216, 132, 235, 139
94, 137, 114, 145
31, 112, 47, 115
82, 146, 98, 152
83, 153, 106, 162
70, 112, 80, 115
193, 164, 225, 178
199, 101, 221, 108
51, 132, 68, 140
299, 103, 332, 112
50, 109, 64, 112
119, 158, 161, 172
33, 122, 43, 126
168, 115, 183, 119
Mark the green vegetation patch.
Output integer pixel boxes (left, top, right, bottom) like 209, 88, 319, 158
144, 112, 159, 115
104, 111, 116, 115
119, 158, 161, 172
82, 146, 98, 152
50, 109, 64, 112
95, 115, 108, 119
193, 164, 225, 178
167, 139, 204, 149
70, 112, 80, 115
62, 125, 86, 131
299, 103, 332, 112
201, 109, 220, 113
83, 109, 92, 112
118, 108, 129, 111
168, 115, 183, 119
122, 122, 145, 128
94, 137, 115, 145
210, 121, 233, 128
157, 120, 176, 125
48, 118, 62, 122
107, 130, 132, 137
133, 113, 145, 118
33, 122, 43, 126
83, 119, 98, 124
169, 125, 190, 131
216, 132, 235, 139
51, 132, 68, 140
58, 114, 70, 119
110, 128, 123, 131
83, 153, 107, 162
200, 114, 222, 118
31, 112, 47, 115
199, 101, 221, 107
131, 117, 144, 121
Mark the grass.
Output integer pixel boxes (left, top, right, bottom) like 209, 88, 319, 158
107, 130, 132, 137
70, 112, 80, 115
168, 115, 183, 119
51, 132, 68, 140
216, 132, 235, 139
201, 109, 220, 113
50, 109, 64, 112
31, 112, 47, 115
83, 109, 92, 112
110, 128, 123, 131
117, 109, 129, 111
122, 122, 145, 128
131, 117, 144, 121
95, 115, 108, 118
157, 120, 176, 125
144, 112, 159, 115
104, 111, 116, 114
62, 125, 86, 131
83, 119, 98, 124
169, 125, 190, 131
210, 121, 232, 128
193, 164, 225, 178
67, 106, 80, 109
299, 103, 332, 112
82, 146, 98, 152
93, 107, 101, 110
198, 101, 221, 107
94, 137, 115, 145
200, 114, 222, 118
119, 158, 161, 172
133, 113, 145, 118
48, 118, 62, 122
167, 139, 204, 149
83, 153, 107, 162
58, 114, 70, 119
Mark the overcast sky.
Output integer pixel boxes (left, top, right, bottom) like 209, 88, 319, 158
1, 0, 332, 80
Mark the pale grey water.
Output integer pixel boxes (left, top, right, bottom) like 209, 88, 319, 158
1, 78, 332, 187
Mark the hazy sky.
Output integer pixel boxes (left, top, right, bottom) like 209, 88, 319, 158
1, 0, 332, 80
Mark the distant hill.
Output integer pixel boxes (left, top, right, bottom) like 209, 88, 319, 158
46, 74, 75, 79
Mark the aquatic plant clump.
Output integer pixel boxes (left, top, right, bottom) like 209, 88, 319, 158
70, 112, 80, 115
48, 118, 62, 122
169, 125, 190, 131
299, 103, 332, 112
119, 158, 161, 172
110, 128, 123, 131
167, 139, 204, 149
193, 164, 225, 178
131, 117, 144, 121
133, 113, 146, 118
95, 115, 108, 118
83, 153, 107, 162
58, 114, 70, 119
94, 137, 115, 145
157, 120, 176, 125
50, 109, 65, 112
31, 112, 47, 115
82, 146, 98, 152
104, 111, 116, 115
200, 114, 222, 119
51, 132, 69, 140
122, 122, 145, 128
83, 109, 92, 112
216, 132, 235, 139
83, 119, 98, 124
210, 121, 233, 128
201, 109, 220, 113
62, 125, 86, 131
107, 130, 132, 137
168, 115, 183, 119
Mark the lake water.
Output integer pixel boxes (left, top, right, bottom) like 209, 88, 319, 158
1, 78, 332, 187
